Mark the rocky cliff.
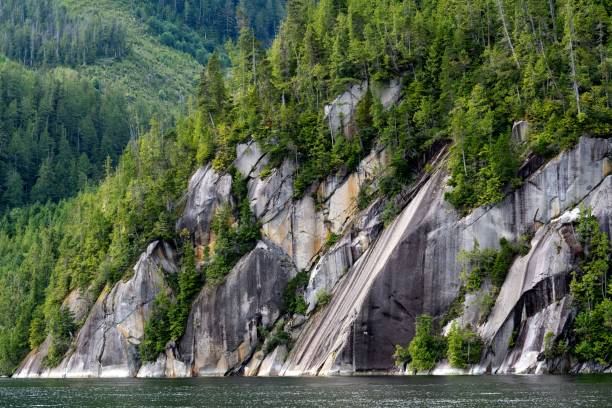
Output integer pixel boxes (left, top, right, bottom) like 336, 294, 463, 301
281, 136, 611, 376
14, 79, 611, 377
15, 241, 178, 378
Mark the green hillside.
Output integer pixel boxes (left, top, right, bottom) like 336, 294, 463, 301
0, 0, 286, 209
0, 0, 609, 376
62, 0, 202, 122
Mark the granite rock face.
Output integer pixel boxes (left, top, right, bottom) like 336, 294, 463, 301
177, 164, 233, 251
253, 148, 389, 271
512, 120, 529, 143
174, 240, 296, 376
324, 81, 368, 138
14, 71, 610, 381
477, 175, 611, 374
14, 241, 178, 378
304, 234, 354, 313
324, 79, 403, 138
281, 136, 611, 375
257, 346, 288, 376
236, 140, 269, 179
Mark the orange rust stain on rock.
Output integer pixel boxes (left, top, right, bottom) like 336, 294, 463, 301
603, 157, 612, 178
347, 174, 360, 203
195, 245, 205, 263
313, 233, 322, 256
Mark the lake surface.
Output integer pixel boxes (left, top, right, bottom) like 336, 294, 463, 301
0, 375, 611, 407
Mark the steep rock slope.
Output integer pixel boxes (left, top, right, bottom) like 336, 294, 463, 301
13, 80, 609, 377
14, 241, 178, 378
477, 172, 611, 374
138, 241, 297, 377
281, 136, 611, 375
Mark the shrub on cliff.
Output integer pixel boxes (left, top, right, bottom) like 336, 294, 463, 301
447, 323, 483, 368
283, 272, 309, 315
407, 315, 446, 372
459, 238, 520, 293
43, 308, 77, 368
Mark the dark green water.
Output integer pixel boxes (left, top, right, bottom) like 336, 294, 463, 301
0, 376, 611, 407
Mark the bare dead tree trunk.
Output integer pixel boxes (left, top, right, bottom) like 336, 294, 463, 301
462, 140, 468, 176
523, 1, 543, 54
252, 33, 257, 87
597, 20, 610, 108
548, 0, 558, 42
566, 4, 581, 115
496, 0, 521, 69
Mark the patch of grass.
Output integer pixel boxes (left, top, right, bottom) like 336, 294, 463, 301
324, 232, 340, 250
315, 290, 332, 309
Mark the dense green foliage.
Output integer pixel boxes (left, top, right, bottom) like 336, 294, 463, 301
283, 271, 309, 315
451, 236, 530, 327
204, 169, 260, 284
0, 119, 198, 373
569, 208, 611, 365
264, 326, 291, 354
395, 317, 483, 371
0, 61, 131, 208
0, 0, 241, 209
0, 0, 129, 68
182, 0, 610, 209
393, 342, 412, 368
133, 0, 285, 63
459, 238, 524, 292
140, 169, 259, 362
0, 0, 288, 211
543, 330, 569, 360
0, 0, 204, 127
44, 308, 77, 368
0, 4, 277, 369
140, 239, 201, 362
139, 291, 172, 362
405, 315, 447, 372
446, 322, 483, 368
66, 0, 201, 120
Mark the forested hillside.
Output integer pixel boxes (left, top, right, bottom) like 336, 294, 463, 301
0, 0, 128, 68
0, 61, 130, 208
0, 0, 286, 209
132, 0, 285, 63
0, 0, 609, 375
